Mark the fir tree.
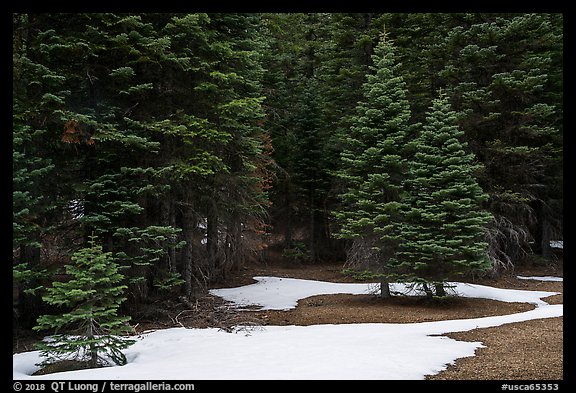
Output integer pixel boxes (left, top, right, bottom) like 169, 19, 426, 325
33, 235, 134, 368
398, 93, 493, 296
334, 33, 413, 297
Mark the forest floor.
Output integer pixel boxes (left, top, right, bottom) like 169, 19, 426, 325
13, 259, 563, 380
199, 260, 563, 380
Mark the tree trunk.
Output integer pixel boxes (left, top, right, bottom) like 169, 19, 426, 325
206, 203, 218, 279
230, 218, 242, 271
88, 318, 98, 368
435, 283, 446, 297
309, 189, 316, 263
183, 247, 193, 299
181, 209, 195, 299
422, 283, 433, 299
223, 216, 242, 278
284, 179, 293, 249
17, 241, 42, 329
168, 202, 177, 273
160, 197, 171, 269
379, 278, 391, 298
541, 216, 552, 260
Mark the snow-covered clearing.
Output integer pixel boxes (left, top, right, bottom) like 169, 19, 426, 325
517, 275, 563, 282
13, 276, 562, 380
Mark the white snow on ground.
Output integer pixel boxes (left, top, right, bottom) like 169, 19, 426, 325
209, 276, 559, 310
13, 277, 562, 380
210, 276, 376, 310
517, 275, 563, 282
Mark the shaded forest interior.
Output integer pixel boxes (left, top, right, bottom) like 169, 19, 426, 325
13, 13, 562, 334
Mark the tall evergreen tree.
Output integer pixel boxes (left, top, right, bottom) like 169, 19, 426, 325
398, 93, 493, 296
334, 33, 414, 297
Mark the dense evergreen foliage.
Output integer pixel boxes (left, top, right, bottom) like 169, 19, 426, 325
333, 34, 414, 297
13, 12, 562, 365
398, 93, 493, 296
33, 236, 134, 368
437, 14, 563, 268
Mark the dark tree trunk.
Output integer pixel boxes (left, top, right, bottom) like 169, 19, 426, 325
540, 201, 553, 260
159, 198, 168, 272
168, 202, 177, 273
541, 218, 552, 260
532, 199, 553, 260
88, 318, 98, 368
160, 198, 177, 272
435, 283, 446, 297
284, 179, 293, 249
224, 216, 242, 278
379, 278, 391, 299
181, 209, 195, 299
309, 190, 316, 262
422, 283, 433, 299
17, 242, 43, 329
206, 203, 219, 279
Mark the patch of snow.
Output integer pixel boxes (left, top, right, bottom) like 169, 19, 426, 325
517, 275, 563, 282
210, 276, 559, 310
209, 276, 376, 310
13, 325, 484, 380
13, 277, 562, 380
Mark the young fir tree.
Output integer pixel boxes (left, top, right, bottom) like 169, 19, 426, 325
334, 33, 413, 297
398, 93, 493, 297
33, 235, 134, 368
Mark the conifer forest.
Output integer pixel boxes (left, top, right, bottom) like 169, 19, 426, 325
13, 13, 563, 372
